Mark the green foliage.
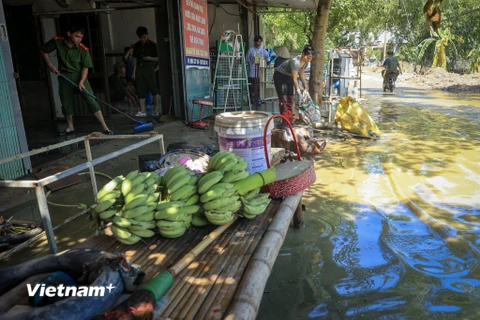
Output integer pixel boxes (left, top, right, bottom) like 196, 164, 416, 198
261, 0, 480, 73
418, 28, 463, 69
468, 45, 480, 73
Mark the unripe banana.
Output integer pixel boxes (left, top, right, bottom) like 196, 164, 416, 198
163, 212, 192, 223
229, 158, 248, 171
207, 182, 234, 191
244, 188, 261, 200
203, 196, 239, 211
134, 211, 155, 222
111, 224, 131, 240
159, 227, 187, 238
125, 183, 147, 203
97, 175, 124, 199
167, 174, 192, 194
207, 152, 231, 171
155, 207, 182, 220
144, 176, 156, 187
204, 210, 234, 225
146, 192, 160, 204
99, 209, 117, 220
185, 194, 199, 206
221, 170, 250, 183
243, 199, 271, 215
156, 219, 189, 230
94, 199, 116, 213
164, 165, 187, 182
210, 152, 236, 171
128, 220, 156, 229
122, 205, 151, 219
221, 189, 237, 198
129, 229, 155, 238
191, 215, 210, 227
167, 170, 193, 189
200, 186, 224, 203
116, 235, 141, 245
170, 184, 196, 201
188, 175, 199, 185
113, 216, 131, 228
125, 170, 139, 181
144, 184, 157, 195
122, 174, 147, 196
156, 200, 184, 210
241, 212, 257, 219
124, 194, 149, 210
242, 193, 271, 206
198, 171, 224, 194
218, 158, 238, 172
181, 205, 201, 215
98, 190, 121, 202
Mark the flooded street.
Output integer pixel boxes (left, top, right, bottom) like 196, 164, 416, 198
259, 75, 480, 319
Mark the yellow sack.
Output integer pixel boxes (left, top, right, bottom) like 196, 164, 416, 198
335, 96, 380, 137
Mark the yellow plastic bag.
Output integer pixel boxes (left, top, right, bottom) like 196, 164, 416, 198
335, 96, 380, 137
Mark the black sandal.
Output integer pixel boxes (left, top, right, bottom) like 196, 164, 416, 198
103, 129, 114, 135
58, 129, 74, 136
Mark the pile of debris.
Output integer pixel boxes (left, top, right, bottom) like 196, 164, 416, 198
403, 67, 480, 92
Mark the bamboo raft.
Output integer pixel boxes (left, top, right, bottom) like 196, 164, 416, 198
76, 192, 303, 319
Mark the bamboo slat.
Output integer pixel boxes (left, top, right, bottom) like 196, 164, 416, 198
73, 196, 294, 319
177, 216, 260, 319
161, 226, 237, 316
191, 203, 278, 319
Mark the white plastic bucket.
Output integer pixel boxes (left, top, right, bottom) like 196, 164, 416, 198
214, 111, 274, 174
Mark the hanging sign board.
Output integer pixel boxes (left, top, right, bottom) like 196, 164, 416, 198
182, 0, 211, 121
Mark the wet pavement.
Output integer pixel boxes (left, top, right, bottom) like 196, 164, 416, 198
258, 75, 480, 319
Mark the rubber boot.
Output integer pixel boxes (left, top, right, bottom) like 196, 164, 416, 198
285, 95, 295, 125
279, 95, 290, 125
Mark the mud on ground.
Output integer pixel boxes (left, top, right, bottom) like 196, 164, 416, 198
362, 64, 480, 93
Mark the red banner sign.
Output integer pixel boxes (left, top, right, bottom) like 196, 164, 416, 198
182, 0, 210, 68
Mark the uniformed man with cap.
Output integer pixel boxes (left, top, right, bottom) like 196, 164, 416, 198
42, 25, 113, 136
131, 26, 160, 117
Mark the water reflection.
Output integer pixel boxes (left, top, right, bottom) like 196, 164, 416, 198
259, 87, 480, 318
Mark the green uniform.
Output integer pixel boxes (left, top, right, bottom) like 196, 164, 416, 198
42, 37, 101, 116
132, 40, 158, 98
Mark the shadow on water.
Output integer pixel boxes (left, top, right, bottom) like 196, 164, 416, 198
258, 86, 480, 319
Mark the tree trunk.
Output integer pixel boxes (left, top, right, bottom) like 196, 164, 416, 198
309, 0, 334, 104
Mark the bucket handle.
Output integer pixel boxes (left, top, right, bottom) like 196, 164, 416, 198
263, 114, 302, 169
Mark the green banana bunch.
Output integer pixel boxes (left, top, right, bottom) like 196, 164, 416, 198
240, 192, 271, 219
97, 175, 124, 199
204, 209, 235, 225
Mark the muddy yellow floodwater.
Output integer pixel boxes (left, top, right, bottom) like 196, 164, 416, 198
259, 85, 480, 318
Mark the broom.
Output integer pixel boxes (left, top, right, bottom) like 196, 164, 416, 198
93, 216, 238, 320
58, 73, 154, 134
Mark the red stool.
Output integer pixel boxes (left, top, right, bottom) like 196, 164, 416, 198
189, 99, 214, 129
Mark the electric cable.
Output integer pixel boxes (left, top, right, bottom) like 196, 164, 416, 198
45, 172, 113, 208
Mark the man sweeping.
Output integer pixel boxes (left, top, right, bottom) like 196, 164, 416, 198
42, 25, 113, 136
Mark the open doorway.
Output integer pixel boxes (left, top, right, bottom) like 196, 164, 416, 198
3, 3, 53, 139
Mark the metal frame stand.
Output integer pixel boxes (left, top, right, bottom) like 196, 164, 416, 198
0, 132, 165, 258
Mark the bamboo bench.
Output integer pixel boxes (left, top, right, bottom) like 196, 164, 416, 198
76, 192, 303, 319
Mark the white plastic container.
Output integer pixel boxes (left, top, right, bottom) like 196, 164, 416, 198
214, 111, 274, 174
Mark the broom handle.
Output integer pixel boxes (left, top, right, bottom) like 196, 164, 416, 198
263, 114, 301, 168
168, 216, 238, 276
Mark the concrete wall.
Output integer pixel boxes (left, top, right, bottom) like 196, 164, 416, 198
207, 4, 243, 48
100, 7, 157, 75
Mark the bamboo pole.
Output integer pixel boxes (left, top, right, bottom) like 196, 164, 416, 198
293, 200, 304, 228
180, 216, 261, 319
225, 192, 303, 319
